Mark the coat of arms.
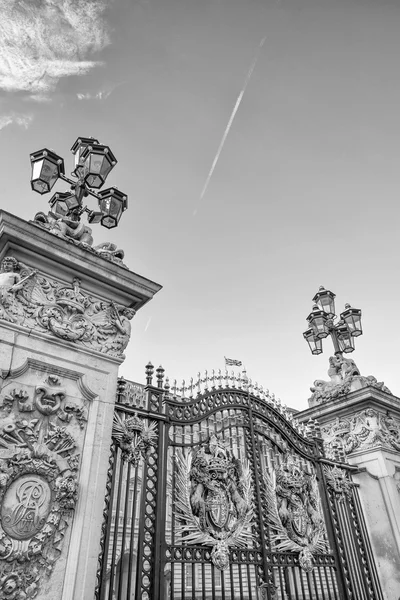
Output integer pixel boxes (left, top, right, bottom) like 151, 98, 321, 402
263, 454, 328, 571
175, 435, 254, 570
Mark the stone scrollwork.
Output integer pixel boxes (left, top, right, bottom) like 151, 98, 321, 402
323, 465, 353, 501
174, 435, 254, 571
112, 412, 157, 465
0, 366, 89, 599
322, 409, 400, 458
263, 454, 328, 572
309, 355, 391, 406
0, 256, 135, 359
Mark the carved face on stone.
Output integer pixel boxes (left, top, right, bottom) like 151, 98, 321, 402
1, 257, 18, 274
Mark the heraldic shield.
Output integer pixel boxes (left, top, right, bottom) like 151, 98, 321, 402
175, 434, 254, 571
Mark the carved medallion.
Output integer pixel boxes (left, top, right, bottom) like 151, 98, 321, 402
1, 475, 52, 541
0, 362, 90, 599
175, 434, 254, 570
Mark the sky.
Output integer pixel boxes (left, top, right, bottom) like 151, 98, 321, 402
1, 0, 400, 410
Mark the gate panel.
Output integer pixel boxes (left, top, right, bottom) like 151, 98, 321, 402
96, 370, 383, 600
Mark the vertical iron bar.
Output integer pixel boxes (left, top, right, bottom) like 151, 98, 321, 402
126, 461, 139, 600
247, 405, 269, 588
321, 564, 333, 600
108, 453, 124, 599
202, 557, 206, 600
238, 563, 244, 600
116, 460, 131, 600
99, 444, 118, 600
134, 457, 149, 599
298, 565, 307, 599
229, 559, 235, 600
314, 461, 349, 600
153, 417, 168, 600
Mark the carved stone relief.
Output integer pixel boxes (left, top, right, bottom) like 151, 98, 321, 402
33, 213, 128, 269
321, 409, 400, 458
0, 256, 134, 359
0, 361, 92, 599
309, 355, 391, 406
263, 454, 328, 571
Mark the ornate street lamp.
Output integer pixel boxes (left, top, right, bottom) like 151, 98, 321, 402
30, 149, 65, 194
303, 287, 362, 355
30, 137, 128, 231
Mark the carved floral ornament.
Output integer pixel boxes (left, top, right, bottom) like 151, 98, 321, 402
174, 435, 254, 571
322, 408, 400, 458
263, 454, 328, 572
0, 368, 88, 599
309, 355, 391, 406
0, 256, 135, 359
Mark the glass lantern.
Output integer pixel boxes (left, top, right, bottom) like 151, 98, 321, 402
336, 322, 355, 353
70, 137, 99, 177
49, 191, 81, 217
312, 286, 336, 316
30, 149, 64, 195
306, 305, 329, 339
81, 144, 117, 189
340, 304, 362, 337
303, 328, 323, 355
49, 192, 70, 218
97, 188, 128, 229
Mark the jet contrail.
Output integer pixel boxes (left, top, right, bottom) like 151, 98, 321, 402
198, 36, 266, 204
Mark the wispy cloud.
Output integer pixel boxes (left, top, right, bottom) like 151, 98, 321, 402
0, 114, 33, 131
0, 0, 110, 97
77, 90, 111, 101
76, 80, 129, 102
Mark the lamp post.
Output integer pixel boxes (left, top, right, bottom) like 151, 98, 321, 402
29, 138, 128, 230
303, 286, 362, 356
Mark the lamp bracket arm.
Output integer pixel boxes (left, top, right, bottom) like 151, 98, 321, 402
84, 187, 100, 200
59, 172, 76, 186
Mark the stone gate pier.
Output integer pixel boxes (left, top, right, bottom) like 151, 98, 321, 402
297, 353, 400, 600
0, 211, 161, 600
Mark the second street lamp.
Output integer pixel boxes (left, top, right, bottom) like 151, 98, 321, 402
303, 286, 363, 356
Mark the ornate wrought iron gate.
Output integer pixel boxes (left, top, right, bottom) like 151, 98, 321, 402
96, 366, 383, 600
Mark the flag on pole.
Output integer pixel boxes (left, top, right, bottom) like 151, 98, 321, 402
225, 357, 242, 367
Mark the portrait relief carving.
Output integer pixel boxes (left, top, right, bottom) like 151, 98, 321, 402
0, 255, 135, 359
0, 363, 90, 599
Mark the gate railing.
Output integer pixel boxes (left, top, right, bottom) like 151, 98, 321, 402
95, 364, 383, 600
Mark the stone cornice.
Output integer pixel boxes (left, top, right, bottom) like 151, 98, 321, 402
297, 386, 400, 424
0, 210, 162, 309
